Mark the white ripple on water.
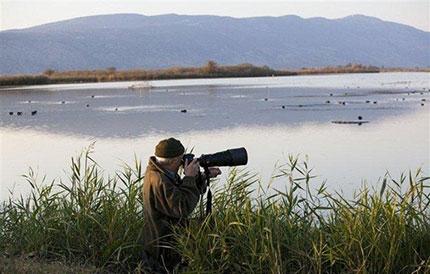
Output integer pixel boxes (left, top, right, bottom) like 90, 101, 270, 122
99, 105, 185, 112
230, 95, 250, 98
85, 95, 132, 99
17, 100, 78, 105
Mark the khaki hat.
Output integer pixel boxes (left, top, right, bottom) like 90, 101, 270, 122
155, 138, 185, 158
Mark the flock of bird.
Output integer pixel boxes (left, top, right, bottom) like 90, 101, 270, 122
8, 96, 97, 116
6, 88, 428, 117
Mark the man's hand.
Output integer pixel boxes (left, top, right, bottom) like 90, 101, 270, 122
184, 158, 200, 177
202, 167, 222, 179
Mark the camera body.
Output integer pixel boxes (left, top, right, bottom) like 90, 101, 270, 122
182, 147, 248, 168
182, 153, 196, 165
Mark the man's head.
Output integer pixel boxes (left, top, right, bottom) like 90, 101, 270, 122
155, 138, 185, 172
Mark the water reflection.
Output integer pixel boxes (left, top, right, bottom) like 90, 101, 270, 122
1, 109, 428, 200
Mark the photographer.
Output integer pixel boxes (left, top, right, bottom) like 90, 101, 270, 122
142, 137, 221, 272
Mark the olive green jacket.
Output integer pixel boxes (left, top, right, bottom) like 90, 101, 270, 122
143, 156, 201, 260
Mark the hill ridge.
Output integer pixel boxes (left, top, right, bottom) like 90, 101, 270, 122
1, 13, 428, 74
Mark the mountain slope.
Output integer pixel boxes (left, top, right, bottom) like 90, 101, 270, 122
0, 13, 428, 74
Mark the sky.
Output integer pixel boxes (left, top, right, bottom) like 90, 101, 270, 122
0, 0, 429, 32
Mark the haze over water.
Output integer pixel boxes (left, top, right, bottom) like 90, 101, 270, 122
1, 72, 429, 200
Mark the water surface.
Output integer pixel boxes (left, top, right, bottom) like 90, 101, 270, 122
1, 72, 429, 200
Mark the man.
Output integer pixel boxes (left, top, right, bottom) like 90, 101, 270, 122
143, 137, 221, 272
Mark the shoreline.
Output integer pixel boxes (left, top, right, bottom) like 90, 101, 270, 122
2, 63, 428, 89
1, 71, 429, 91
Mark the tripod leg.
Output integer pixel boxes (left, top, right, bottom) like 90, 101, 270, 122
204, 167, 212, 216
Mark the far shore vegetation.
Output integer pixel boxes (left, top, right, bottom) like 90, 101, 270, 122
1, 148, 429, 273
1, 61, 429, 88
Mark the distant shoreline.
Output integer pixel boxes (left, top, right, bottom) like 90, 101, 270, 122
1, 63, 429, 88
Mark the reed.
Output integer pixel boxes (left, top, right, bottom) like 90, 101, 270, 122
1, 150, 429, 273
176, 157, 430, 273
0, 63, 392, 87
0, 146, 146, 272
0, 74, 50, 87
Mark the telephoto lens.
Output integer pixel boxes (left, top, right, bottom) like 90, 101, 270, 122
182, 148, 248, 168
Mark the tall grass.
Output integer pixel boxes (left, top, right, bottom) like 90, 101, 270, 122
1, 150, 429, 273
0, 147, 146, 272
176, 157, 430, 273
0, 74, 50, 86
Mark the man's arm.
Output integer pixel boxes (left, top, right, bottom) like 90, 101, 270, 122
153, 159, 201, 218
153, 174, 200, 219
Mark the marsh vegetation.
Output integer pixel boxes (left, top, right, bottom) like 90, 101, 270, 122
1, 148, 429, 273
0, 62, 394, 87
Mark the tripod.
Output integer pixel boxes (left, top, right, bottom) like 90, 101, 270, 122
198, 167, 212, 219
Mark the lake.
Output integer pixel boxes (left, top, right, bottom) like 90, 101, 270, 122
1, 72, 429, 200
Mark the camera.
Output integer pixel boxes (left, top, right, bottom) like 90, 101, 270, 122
182, 147, 248, 168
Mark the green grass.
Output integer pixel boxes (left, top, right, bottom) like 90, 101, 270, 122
1, 148, 429, 273
177, 158, 430, 273
0, 147, 147, 272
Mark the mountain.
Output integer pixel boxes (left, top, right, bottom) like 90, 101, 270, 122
0, 13, 429, 74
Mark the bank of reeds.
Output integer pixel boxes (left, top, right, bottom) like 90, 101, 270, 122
177, 159, 430, 273
0, 149, 429, 273
0, 63, 282, 87
0, 148, 147, 272
0, 63, 398, 88
0, 74, 51, 87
